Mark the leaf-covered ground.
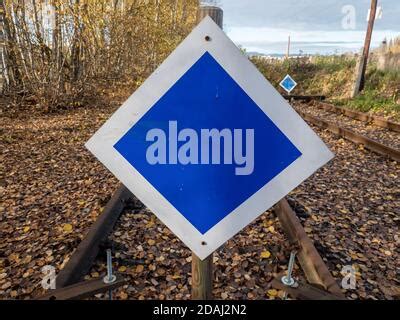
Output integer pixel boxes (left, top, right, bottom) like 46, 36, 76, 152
0, 102, 399, 300
1, 104, 119, 299
88, 204, 294, 301
291, 125, 399, 300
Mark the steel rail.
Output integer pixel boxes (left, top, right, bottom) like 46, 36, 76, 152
314, 102, 400, 133
271, 274, 346, 300
283, 95, 326, 102
39, 275, 126, 300
274, 199, 345, 298
56, 184, 133, 288
53, 189, 344, 299
298, 110, 400, 162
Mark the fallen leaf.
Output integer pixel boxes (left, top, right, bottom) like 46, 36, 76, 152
260, 251, 271, 259
63, 224, 73, 232
267, 289, 278, 297
1, 282, 11, 290
118, 266, 127, 272
136, 265, 144, 273
150, 278, 159, 286
119, 291, 128, 300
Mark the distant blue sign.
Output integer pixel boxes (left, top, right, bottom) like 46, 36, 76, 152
280, 74, 297, 93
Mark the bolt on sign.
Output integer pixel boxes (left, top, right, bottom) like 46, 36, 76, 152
86, 17, 334, 260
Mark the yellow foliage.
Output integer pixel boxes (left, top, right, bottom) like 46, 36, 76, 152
260, 251, 271, 259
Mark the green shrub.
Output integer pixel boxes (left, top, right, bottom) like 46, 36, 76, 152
252, 55, 399, 119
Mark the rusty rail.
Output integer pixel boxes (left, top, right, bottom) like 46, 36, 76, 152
271, 275, 346, 300
298, 110, 400, 162
283, 95, 326, 102
275, 199, 345, 298
314, 102, 400, 133
40, 275, 125, 300
53, 183, 345, 299
56, 184, 133, 288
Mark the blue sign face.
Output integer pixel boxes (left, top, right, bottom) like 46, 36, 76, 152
280, 75, 297, 93
114, 52, 302, 234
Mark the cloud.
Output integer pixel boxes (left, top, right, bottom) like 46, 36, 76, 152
219, 0, 400, 54
221, 0, 400, 31
228, 27, 399, 45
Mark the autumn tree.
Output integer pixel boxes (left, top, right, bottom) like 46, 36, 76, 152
0, 0, 199, 108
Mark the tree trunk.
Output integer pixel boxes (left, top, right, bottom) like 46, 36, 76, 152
0, 0, 8, 90
52, 0, 64, 92
2, 0, 22, 89
71, 0, 81, 81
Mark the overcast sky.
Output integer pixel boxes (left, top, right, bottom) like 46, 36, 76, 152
213, 0, 400, 55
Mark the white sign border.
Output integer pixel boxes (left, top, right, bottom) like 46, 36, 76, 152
279, 74, 298, 94
86, 17, 334, 260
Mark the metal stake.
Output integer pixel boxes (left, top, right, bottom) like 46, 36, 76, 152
281, 250, 298, 299
103, 249, 116, 300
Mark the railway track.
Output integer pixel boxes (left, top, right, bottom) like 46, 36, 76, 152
293, 101, 400, 162
5, 100, 395, 300
50, 186, 344, 300
313, 102, 400, 133
49, 101, 400, 300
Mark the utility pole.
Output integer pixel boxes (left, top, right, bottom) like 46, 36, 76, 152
352, 0, 378, 97
286, 35, 291, 60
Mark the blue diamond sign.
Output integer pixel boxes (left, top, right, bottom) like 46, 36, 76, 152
86, 17, 333, 259
280, 74, 297, 94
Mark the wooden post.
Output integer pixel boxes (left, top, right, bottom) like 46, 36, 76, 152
286, 35, 291, 60
352, 0, 378, 97
190, 3, 224, 300
191, 253, 213, 300
197, 4, 223, 28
